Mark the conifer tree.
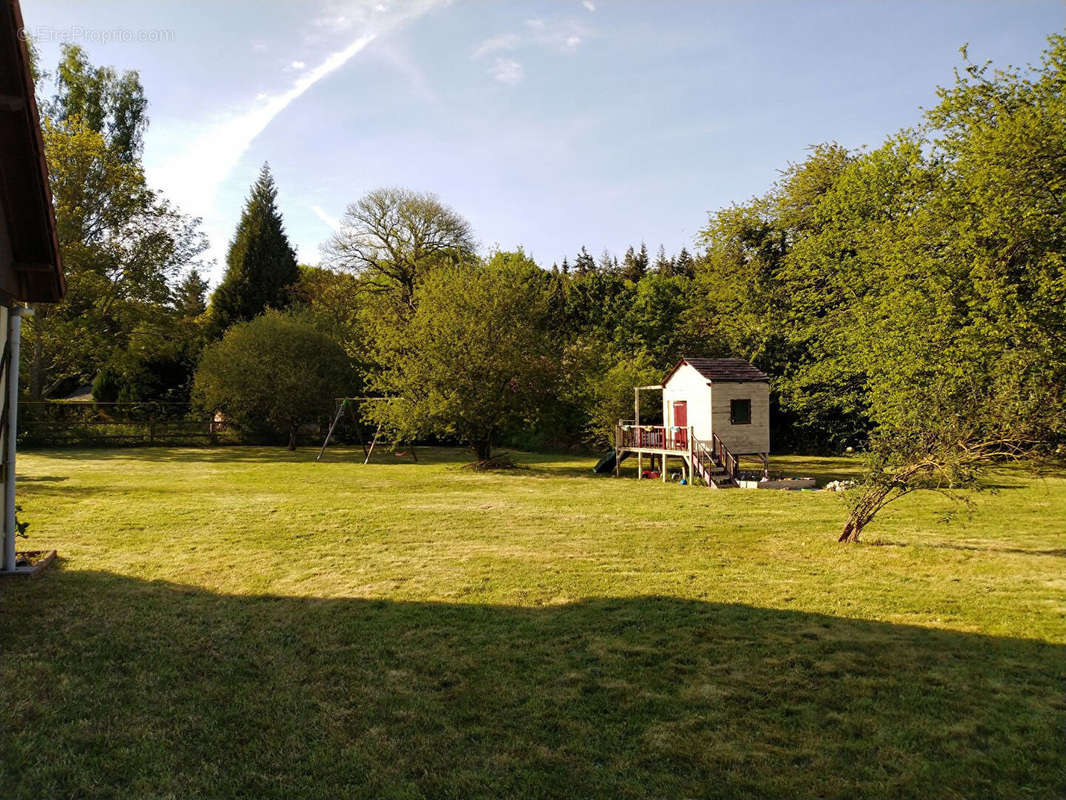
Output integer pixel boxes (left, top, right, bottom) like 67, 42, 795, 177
636, 242, 650, 275
621, 245, 646, 282
653, 244, 674, 275
674, 247, 695, 278
173, 269, 209, 318
209, 164, 300, 334
574, 246, 596, 275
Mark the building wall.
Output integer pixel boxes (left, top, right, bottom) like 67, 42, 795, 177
662, 363, 713, 440
709, 380, 770, 454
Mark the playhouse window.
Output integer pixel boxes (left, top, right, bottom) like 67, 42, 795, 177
730, 398, 751, 425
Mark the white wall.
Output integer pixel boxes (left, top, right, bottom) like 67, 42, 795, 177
662, 363, 713, 440
710, 381, 770, 454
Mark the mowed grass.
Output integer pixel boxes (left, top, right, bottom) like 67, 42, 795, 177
2, 446, 1064, 799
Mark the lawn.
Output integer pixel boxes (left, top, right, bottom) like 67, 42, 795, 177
2, 446, 1063, 799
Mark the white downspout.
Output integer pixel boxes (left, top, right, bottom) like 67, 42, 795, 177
2, 305, 30, 572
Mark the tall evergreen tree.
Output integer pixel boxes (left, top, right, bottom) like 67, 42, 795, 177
173, 269, 209, 318
653, 244, 674, 275
574, 246, 596, 275
636, 242, 650, 276
598, 248, 618, 274
621, 245, 646, 283
674, 247, 695, 278
209, 164, 300, 334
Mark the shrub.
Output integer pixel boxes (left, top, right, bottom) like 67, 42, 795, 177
193, 311, 353, 448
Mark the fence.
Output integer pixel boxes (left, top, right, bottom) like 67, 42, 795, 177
19, 402, 229, 448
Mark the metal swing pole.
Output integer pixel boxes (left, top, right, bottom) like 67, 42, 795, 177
315, 399, 347, 462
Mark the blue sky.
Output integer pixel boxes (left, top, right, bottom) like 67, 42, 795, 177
22, 0, 1065, 282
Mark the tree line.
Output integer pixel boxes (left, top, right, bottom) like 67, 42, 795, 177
25, 34, 1066, 535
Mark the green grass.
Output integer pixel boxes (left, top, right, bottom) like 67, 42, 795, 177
2, 446, 1063, 799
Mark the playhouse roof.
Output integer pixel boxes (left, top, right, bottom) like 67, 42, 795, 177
664, 358, 769, 385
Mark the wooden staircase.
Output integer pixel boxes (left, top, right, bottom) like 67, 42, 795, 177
691, 433, 739, 488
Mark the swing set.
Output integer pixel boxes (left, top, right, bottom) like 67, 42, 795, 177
315, 397, 417, 464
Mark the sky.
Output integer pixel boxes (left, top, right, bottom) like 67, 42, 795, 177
21, 0, 1066, 283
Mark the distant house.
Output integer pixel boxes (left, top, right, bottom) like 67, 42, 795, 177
0, 0, 66, 572
608, 358, 770, 488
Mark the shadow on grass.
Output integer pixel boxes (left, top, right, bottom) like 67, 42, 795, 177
868, 539, 1066, 558
1, 570, 1061, 800
21, 445, 474, 467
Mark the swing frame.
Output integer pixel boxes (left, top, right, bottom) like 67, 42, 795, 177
315, 397, 417, 463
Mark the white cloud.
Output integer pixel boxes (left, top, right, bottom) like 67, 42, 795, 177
472, 32, 520, 59
565, 35, 581, 49
290, 60, 307, 70
582, 0, 596, 11
489, 57, 524, 85
525, 18, 545, 29
311, 204, 341, 232
151, 32, 377, 272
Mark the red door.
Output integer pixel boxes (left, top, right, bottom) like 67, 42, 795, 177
672, 401, 688, 449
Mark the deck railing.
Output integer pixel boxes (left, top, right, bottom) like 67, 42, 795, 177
614, 421, 741, 486
709, 432, 738, 480
615, 424, 690, 451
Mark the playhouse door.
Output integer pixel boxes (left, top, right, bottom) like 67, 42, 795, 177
672, 401, 688, 449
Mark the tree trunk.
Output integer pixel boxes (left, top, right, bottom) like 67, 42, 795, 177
287, 426, 297, 451
838, 519, 862, 543
473, 439, 492, 461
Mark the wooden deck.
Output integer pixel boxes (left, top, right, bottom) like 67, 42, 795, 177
613, 424, 741, 488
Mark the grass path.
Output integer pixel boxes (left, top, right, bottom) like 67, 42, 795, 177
2, 447, 1063, 798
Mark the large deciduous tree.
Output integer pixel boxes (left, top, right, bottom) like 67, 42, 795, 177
209, 164, 300, 334
27, 119, 207, 399
49, 43, 147, 164
323, 187, 476, 308
368, 250, 556, 460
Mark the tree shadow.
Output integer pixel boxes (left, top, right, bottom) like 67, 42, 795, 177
21, 446, 470, 467
869, 539, 1066, 558
1, 569, 1061, 799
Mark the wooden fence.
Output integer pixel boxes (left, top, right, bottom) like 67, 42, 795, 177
19, 402, 228, 447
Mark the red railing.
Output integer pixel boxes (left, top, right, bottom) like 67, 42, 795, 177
616, 425, 690, 451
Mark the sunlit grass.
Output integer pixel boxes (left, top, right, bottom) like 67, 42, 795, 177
2, 446, 1063, 798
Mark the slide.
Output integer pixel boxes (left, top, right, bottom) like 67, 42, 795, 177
593, 450, 630, 474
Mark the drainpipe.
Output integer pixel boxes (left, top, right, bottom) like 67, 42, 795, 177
2, 306, 30, 573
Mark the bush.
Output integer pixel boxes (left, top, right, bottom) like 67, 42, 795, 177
193, 311, 353, 448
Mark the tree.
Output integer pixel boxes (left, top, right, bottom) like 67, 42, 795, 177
368, 251, 556, 460
674, 247, 695, 278
584, 351, 661, 447
209, 164, 300, 334
323, 187, 476, 308
620, 246, 645, 283
26, 115, 207, 398
653, 244, 673, 275
193, 312, 353, 449
573, 246, 596, 275
616, 272, 699, 365
172, 269, 209, 318
48, 44, 147, 164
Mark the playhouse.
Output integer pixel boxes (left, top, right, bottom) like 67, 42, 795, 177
609, 357, 770, 488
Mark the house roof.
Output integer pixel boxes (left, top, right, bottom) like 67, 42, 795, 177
0, 0, 65, 303
664, 357, 769, 385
